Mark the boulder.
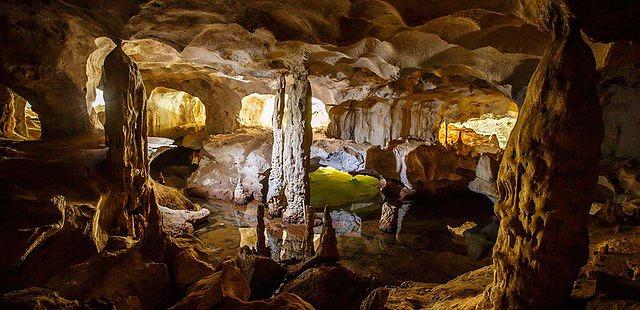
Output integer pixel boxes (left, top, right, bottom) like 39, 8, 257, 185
1, 287, 81, 310
166, 235, 220, 290
186, 128, 272, 203
468, 154, 500, 202
159, 206, 210, 236
169, 261, 250, 309
48, 247, 170, 309
0, 195, 99, 292
235, 247, 285, 300
283, 266, 375, 310
366, 140, 476, 196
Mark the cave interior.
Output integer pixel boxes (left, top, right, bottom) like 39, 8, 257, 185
1, 0, 640, 309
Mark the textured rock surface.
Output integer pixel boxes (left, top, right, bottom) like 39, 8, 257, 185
186, 128, 272, 203
1, 287, 81, 310
283, 266, 375, 310
467, 154, 500, 202
366, 140, 477, 196
379, 202, 399, 233
48, 246, 170, 309
170, 262, 250, 309
159, 206, 210, 236
281, 70, 313, 227
0, 195, 99, 293
480, 17, 604, 308
100, 45, 155, 240
267, 76, 287, 217
147, 87, 206, 139
0, 85, 15, 138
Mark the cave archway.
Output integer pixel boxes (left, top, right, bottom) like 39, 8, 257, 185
239, 93, 330, 129
146, 87, 206, 139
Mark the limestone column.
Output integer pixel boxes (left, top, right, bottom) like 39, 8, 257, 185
0, 85, 15, 138
101, 45, 156, 239
267, 75, 287, 217
282, 70, 313, 227
480, 16, 603, 308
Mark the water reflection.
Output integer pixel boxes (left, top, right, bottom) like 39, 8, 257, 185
194, 191, 494, 283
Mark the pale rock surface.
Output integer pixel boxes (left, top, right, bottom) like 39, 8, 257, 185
186, 128, 272, 203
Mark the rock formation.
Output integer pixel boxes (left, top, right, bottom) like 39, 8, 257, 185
0, 86, 15, 138
281, 69, 314, 227
0, 0, 639, 309
480, 10, 604, 308
267, 75, 287, 217
100, 45, 156, 240
379, 202, 399, 233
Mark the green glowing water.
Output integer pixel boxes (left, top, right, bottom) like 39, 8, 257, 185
310, 167, 380, 207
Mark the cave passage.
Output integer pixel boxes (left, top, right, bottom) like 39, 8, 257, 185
1, 1, 639, 309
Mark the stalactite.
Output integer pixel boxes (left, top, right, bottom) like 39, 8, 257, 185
267, 75, 287, 218
479, 14, 603, 309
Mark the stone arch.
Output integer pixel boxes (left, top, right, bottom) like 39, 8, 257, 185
141, 75, 242, 135
0, 8, 105, 139
146, 86, 207, 139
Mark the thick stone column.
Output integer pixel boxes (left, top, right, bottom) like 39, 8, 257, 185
267, 75, 287, 218
0, 85, 15, 138
100, 45, 156, 240
480, 16, 603, 308
282, 70, 313, 227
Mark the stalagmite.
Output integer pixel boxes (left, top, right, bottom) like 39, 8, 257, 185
100, 45, 156, 240
379, 202, 399, 233
282, 69, 313, 226
267, 74, 287, 218
480, 14, 604, 309
0, 85, 15, 138
315, 206, 339, 262
256, 203, 268, 256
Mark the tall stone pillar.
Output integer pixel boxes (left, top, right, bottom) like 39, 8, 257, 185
100, 45, 156, 240
282, 70, 313, 227
480, 16, 603, 309
267, 75, 287, 218
0, 85, 15, 138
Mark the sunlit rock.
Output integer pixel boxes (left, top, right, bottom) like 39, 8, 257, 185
147, 87, 206, 139
186, 128, 272, 203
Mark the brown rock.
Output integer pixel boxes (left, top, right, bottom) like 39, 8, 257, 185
1, 287, 81, 310
100, 44, 156, 239
315, 206, 340, 262
0, 85, 16, 138
480, 17, 603, 308
235, 247, 285, 300
159, 206, 210, 236
379, 202, 399, 233
216, 292, 314, 309
359, 287, 390, 310
170, 261, 250, 310
0, 195, 99, 292
166, 235, 220, 291
283, 265, 375, 310
48, 247, 170, 309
